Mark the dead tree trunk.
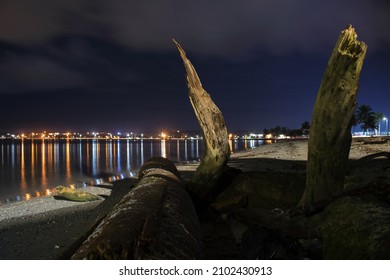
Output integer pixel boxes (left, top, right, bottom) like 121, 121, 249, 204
173, 40, 230, 201
71, 157, 204, 259
300, 25, 367, 214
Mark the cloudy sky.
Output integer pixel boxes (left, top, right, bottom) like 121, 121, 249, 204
0, 0, 389, 133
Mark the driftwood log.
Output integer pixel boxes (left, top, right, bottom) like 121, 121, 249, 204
174, 40, 230, 201
54, 186, 100, 202
300, 25, 367, 214
71, 157, 204, 259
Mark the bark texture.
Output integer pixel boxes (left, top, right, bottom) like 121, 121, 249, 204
173, 39, 230, 201
71, 157, 204, 259
301, 25, 367, 214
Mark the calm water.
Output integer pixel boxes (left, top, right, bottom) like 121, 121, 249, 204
0, 138, 265, 203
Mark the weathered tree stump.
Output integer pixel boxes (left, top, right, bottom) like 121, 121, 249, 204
174, 40, 230, 201
300, 25, 367, 214
71, 157, 204, 259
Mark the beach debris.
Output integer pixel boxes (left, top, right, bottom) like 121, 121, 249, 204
215, 171, 306, 210
54, 186, 101, 202
228, 208, 313, 240
211, 195, 248, 213
239, 224, 307, 259
300, 25, 367, 214
362, 137, 388, 145
317, 196, 390, 259
173, 39, 230, 201
357, 151, 390, 163
71, 157, 204, 260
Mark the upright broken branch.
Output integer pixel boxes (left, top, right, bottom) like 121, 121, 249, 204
173, 40, 230, 201
300, 25, 367, 214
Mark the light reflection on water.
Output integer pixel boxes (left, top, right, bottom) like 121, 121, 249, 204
0, 138, 265, 204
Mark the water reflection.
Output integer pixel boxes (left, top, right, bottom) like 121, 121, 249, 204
126, 140, 131, 170
161, 139, 167, 158
184, 140, 188, 161
31, 141, 35, 182
0, 138, 267, 204
41, 140, 47, 188
176, 140, 180, 162
117, 140, 121, 172
21, 140, 26, 189
92, 140, 98, 176
198, 140, 201, 157
140, 140, 144, 165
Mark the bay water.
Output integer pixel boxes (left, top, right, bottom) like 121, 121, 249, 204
0, 138, 265, 203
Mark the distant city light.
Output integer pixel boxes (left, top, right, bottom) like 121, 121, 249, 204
0, 130, 211, 140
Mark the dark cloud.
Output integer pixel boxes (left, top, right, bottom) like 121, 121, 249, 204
1, 1, 389, 56
0, 0, 107, 43
104, 0, 390, 55
0, 53, 88, 93
0, 35, 142, 94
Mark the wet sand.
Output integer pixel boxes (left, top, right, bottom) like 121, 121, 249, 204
1, 138, 389, 259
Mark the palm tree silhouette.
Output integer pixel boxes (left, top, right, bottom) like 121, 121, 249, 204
355, 105, 378, 135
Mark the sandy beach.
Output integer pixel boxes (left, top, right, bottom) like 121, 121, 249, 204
0, 179, 137, 259
1, 138, 389, 259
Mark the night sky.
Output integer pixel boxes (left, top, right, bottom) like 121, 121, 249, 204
0, 0, 389, 133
